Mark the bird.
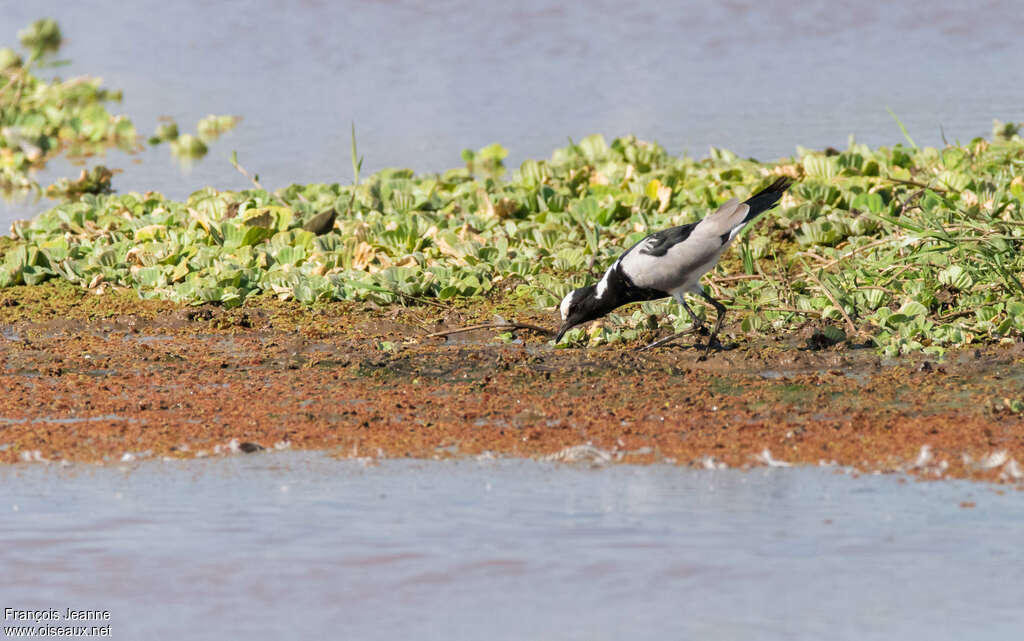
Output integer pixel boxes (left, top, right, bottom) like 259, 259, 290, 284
555, 176, 793, 356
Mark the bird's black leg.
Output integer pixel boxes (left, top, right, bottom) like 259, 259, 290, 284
679, 299, 707, 335
636, 298, 705, 352
698, 288, 728, 359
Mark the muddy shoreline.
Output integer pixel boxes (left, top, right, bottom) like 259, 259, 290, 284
1, 283, 1022, 482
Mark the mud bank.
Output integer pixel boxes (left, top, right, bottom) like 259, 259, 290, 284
1, 284, 1022, 481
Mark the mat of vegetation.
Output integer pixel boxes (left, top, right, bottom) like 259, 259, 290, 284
5, 119, 1024, 357
0, 19, 237, 197
0, 18, 136, 195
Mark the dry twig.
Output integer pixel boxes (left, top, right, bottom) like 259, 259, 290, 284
884, 177, 946, 193
425, 322, 553, 339
817, 238, 899, 270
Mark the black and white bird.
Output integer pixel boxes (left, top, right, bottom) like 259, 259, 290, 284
555, 176, 793, 355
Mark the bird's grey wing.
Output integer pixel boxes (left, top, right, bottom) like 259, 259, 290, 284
618, 186, 788, 295
617, 222, 705, 290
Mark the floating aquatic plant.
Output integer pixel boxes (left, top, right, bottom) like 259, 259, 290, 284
2, 21, 240, 194
162, 115, 240, 160
0, 20, 136, 195
169, 133, 208, 159
43, 165, 115, 200
17, 19, 62, 59
196, 114, 240, 141
3, 124, 1024, 357
148, 120, 179, 145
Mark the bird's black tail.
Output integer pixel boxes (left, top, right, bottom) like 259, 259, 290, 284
740, 176, 794, 224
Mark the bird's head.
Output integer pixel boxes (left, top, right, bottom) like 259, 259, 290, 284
555, 285, 605, 343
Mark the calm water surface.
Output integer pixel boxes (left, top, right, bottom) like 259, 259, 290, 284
2, 0, 1022, 226
1, 454, 1022, 640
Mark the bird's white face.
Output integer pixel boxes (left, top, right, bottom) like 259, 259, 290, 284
559, 289, 578, 321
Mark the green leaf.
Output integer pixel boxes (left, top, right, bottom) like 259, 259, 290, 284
850, 192, 884, 213
802, 155, 838, 179
938, 265, 973, 291
898, 301, 928, 318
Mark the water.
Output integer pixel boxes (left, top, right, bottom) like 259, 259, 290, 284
1, 453, 1021, 640
3, 0, 1023, 226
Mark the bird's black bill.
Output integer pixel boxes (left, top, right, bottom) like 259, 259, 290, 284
554, 322, 573, 343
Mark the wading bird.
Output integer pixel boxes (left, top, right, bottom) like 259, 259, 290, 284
555, 176, 793, 357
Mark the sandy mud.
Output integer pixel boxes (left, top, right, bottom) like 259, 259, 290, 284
1, 284, 1022, 482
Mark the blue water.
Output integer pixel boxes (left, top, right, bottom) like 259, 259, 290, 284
2, 0, 1022, 226
1, 454, 1021, 640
